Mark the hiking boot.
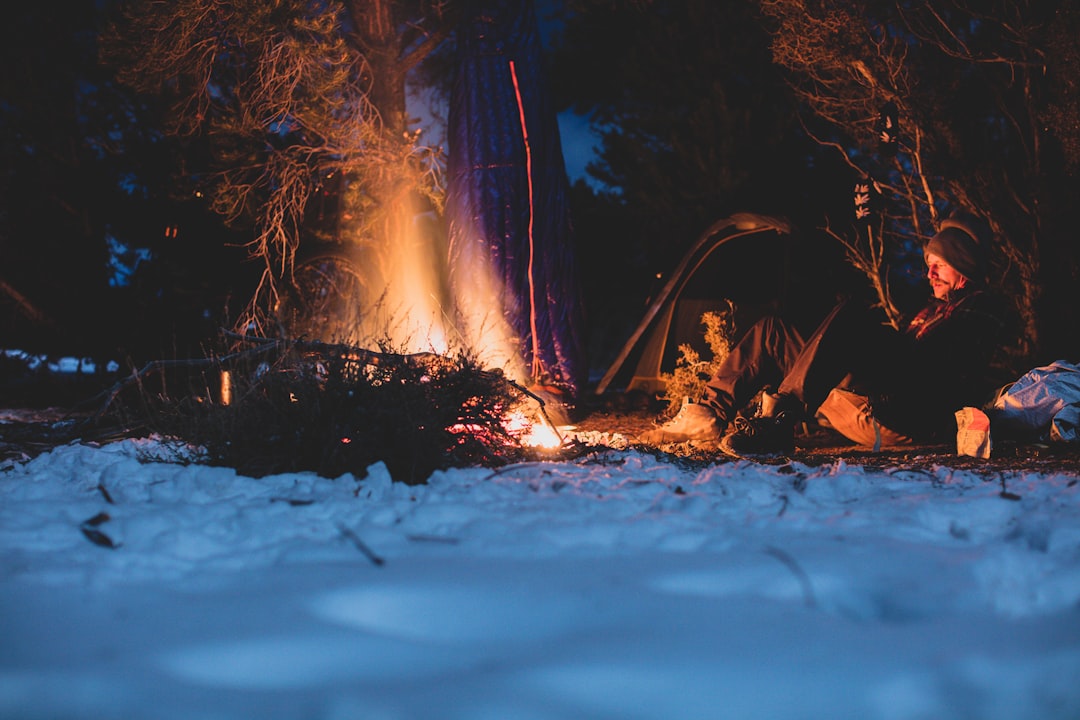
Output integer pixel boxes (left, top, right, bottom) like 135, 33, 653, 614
718, 392, 802, 458
719, 412, 796, 458
638, 402, 723, 445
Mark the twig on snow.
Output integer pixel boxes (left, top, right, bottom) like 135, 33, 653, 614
337, 523, 385, 566
765, 545, 816, 608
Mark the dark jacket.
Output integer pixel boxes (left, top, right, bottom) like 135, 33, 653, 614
870, 286, 1006, 439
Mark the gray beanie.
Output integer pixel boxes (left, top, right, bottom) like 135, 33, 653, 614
925, 218, 987, 284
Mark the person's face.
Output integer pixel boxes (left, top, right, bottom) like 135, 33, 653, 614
925, 252, 968, 300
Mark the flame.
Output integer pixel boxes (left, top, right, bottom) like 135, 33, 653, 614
524, 419, 565, 449
335, 191, 527, 388
504, 407, 564, 449
345, 197, 452, 356
328, 193, 565, 453
445, 220, 528, 385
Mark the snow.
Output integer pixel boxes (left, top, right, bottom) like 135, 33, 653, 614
2, 435, 1080, 720
2, 350, 119, 375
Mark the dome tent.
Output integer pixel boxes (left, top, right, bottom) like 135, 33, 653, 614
595, 214, 794, 397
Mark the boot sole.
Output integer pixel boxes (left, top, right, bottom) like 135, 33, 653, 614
718, 439, 793, 460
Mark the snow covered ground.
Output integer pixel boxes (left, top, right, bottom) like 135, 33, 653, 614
2, 434, 1080, 720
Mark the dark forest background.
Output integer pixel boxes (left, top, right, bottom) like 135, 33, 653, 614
3, 0, 1079, 402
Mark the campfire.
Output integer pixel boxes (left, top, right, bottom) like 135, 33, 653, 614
502, 404, 565, 449
100, 125, 582, 482
256, 339, 573, 453
100, 332, 577, 485
248, 193, 577, 462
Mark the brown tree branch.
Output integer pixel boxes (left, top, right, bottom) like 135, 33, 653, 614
0, 278, 52, 326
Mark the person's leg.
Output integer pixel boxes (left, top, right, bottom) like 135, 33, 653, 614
702, 313, 807, 424
775, 299, 899, 416
639, 312, 807, 445
720, 300, 900, 457
817, 387, 914, 448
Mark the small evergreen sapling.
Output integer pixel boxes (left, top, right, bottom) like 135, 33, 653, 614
659, 302, 736, 415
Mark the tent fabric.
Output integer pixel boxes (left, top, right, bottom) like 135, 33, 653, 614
445, 0, 587, 398
595, 214, 793, 396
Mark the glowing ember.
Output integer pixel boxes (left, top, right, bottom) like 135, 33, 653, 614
446, 402, 564, 451
504, 408, 564, 449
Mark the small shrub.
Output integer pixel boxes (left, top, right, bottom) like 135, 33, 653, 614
659, 301, 736, 414
112, 338, 536, 484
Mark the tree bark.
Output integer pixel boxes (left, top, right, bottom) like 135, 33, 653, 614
349, 0, 407, 137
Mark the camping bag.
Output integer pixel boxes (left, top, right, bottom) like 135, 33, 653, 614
988, 360, 1080, 443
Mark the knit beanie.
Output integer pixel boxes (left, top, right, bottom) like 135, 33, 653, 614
925, 218, 987, 284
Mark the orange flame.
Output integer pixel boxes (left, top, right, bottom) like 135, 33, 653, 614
504, 407, 565, 449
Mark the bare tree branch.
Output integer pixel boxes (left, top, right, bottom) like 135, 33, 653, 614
0, 278, 52, 326
102, 0, 452, 345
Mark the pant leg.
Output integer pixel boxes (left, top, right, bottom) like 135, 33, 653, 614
703, 313, 807, 422
776, 299, 901, 414
817, 387, 914, 448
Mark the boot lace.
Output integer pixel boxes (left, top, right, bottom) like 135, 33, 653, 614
731, 416, 757, 436
732, 411, 788, 436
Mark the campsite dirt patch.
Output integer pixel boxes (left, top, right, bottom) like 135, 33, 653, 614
569, 393, 1080, 478
4, 396, 1080, 478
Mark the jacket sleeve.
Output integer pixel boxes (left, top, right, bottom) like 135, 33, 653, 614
907, 290, 1006, 410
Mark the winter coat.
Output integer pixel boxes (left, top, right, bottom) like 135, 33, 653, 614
847, 286, 1007, 441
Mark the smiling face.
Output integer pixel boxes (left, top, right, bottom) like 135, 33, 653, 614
925, 251, 968, 300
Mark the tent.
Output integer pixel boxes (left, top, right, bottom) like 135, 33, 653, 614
595, 213, 793, 396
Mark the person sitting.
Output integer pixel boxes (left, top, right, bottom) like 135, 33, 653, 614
639, 214, 1008, 458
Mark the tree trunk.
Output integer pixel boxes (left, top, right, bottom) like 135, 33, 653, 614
349, 0, 407, 137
